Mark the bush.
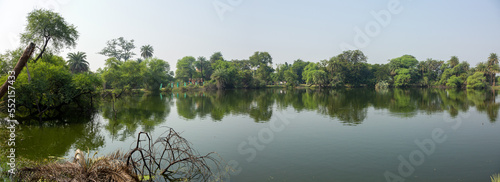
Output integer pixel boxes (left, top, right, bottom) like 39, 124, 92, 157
375, 81, 389, 89
446, 75, 463, 88
467, 72, 487, 89
203, 80, 217, 90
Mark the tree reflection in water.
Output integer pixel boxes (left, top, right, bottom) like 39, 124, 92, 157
8, 88, 498, 160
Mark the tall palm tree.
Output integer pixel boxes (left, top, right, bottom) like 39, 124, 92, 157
140, 45, 154, 59
476, 62, 488, 73
448, 56, 459, 68
488, 53, 498, 66
488, 53, 499, 86
67, 51, 89, 74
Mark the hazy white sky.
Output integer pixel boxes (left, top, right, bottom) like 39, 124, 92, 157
1, 0, 499, 71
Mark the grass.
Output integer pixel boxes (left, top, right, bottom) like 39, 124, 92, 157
16, 150, 139, 181
492, 173, 500, 182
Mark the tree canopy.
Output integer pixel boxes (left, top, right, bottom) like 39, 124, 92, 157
99, 37, 136, 61
21, 9, 79, 62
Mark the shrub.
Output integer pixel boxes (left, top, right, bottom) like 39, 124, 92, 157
467, 72, 487, 89
375, 81, 389, 89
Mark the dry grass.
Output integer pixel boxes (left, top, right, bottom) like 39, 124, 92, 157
17, 150, 139, 182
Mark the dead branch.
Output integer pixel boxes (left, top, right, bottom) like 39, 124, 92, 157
0, 43, 35, 99
126, 128, 224, 181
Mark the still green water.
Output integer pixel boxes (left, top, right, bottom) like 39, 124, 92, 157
9, 88, 500, 181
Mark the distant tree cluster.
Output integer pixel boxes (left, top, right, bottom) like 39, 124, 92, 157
167, 49, 498, 90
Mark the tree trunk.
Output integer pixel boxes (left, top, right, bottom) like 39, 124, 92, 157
493, 73, 496, 86
0, 43, 36, 99
33, 37, 50, 63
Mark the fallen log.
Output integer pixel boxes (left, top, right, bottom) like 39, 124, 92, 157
0, 42, 35, 99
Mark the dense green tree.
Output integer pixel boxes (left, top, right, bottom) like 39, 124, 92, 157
211, 68, 228, 89
467, 72, 487, 89
99, 37, 136, 61
389, 55, 419, 87
194, 56, 212, 81
393, 68, 411, 87
21, 9, 78, 62
249, 51, 273, 68
324, 50, 370, 86
140, 45, 154, 59
291, 59, 309, 83
67, 51, 89, 74
302, 62, 328, 87
371, 64, 390, 84
5, 55, 100, 119
211, 59, 238, 88
143, 58, 173, 91
448, 56, 459, 68
175, 56, 196, 82
446, 75, 463, 88
209, 52, 224, 64
389, 55, 418, 69
255, 64, 274, 84
236, 69, 253, 88
284, 68, 298, 87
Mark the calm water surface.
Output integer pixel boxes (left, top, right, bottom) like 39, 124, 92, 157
10, 88, 500, 181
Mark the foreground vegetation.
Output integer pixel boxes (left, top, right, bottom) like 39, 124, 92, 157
0, 127, 223, 181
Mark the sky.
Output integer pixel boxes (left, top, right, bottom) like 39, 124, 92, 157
0, 0, 499, 71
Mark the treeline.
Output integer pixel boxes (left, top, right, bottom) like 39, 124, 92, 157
172, 50, 499, 90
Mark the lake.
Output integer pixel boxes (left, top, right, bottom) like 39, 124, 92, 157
9, 88, 500, 181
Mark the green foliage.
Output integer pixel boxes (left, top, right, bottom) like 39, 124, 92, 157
389, 55, 418, 69
393, 68, 411, 87
143, 58, 173, 92
323, 50, 370, 86
102, 58, 145, 90
0, 48, 24, 76
284, 68, 298, 87
448, 56, 459, 68
21, 9, 78, 60
302, 63, 328, 87
467, 72, 487, 89
140, 45, 154, 59
73, 72, 102, 93
175, 56, 195, 82
249, 51, 272, 68
209, 60, 238, 89
194, 56, 212, 80
211, 68, 228, 89
236, 69, 253, 88
99, 37, 136, 61
375, 81, 389, 89
67, 52, 89, 74
209, 52, 224, 64
446, 75, 463, 88
291, 59, 309, 83
255, 64, 274, 84
9, 55, 100, 118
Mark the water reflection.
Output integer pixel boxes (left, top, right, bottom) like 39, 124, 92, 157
14, 114, 104, 160
100, 94, 173, 141
173, 88, 499, 125
6, 88, 499, 161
